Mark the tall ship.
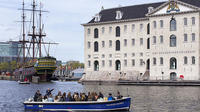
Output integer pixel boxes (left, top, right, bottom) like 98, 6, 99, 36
14, 0, 57, 82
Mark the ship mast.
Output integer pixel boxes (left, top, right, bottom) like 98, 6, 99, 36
28, 0, 36, 59
22, 0, 26, 64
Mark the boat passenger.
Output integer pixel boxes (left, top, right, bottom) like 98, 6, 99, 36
47, 94, 54, 102
46, 88, 54, 97
57, 91, 62, 101
87, 92, 92, 101
66, 92, 72, 101
117, 91, 123, 99
74, 93, 80, 101
43, 95, 48, 102
98, 92, 104, 99
60, 92, 66, 101
80, 93, 86, 101
54, 95, 60, 102
94, 92, 98, 101
108, 93, 115, 101
33, 90, 42, 102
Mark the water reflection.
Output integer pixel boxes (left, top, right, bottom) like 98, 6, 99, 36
1, 80, 200, 112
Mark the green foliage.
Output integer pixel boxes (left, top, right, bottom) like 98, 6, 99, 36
0, 61, 17, 72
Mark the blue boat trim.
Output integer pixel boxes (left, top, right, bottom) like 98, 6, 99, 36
24, 97, 131, 111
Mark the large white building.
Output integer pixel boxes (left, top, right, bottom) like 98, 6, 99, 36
82, 0, 200, 81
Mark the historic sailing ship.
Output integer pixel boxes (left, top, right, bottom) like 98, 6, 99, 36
14, 0, 57, 82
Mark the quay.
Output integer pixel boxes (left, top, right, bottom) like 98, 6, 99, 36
80, 80, 200, 86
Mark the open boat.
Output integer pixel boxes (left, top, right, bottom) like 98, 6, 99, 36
24, 97, 131, 111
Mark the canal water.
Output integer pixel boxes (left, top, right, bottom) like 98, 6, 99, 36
1, 80, 200, 112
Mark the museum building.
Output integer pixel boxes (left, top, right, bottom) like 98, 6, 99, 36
82, 0, 200, 81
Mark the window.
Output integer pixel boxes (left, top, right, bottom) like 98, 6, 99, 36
160, 57, 163, 65
87, 28, 91, 34
116, 26, 120, 37
115, 60, 121, 70
184, 34, 187, 42
94, 61, 99, 71
140, 59, 143, 66
170, 35, 176, 47
132, 53, 135, 57
116, 11, 123, 19
140, 24, 143, 30
140, 53, 143, 56
102, 54, 105, 58
192, 17, 195, 25
124, 25, 127, 32
184, 18, 187, 26
132, 59, 135, 66
153, 58, 156, 65
160, 35, 163, 43
88, 55, 91, 58
116, 40, 120, 51
153, 36, 156, 44
102, 60, 105, 67
147, 38, 150, 49
170, 18, 176, 31
132, 39, 135, 46
184, 56, 187, 64
109, 60, 112, 67
192, 56, 195, 64
160, 20, 163, 28
87, 42, 91, 49
153, 21, 156, 28
147, 23, 150, 34
109, 40, 112, 47
124, 60, 127, 67
192, 33, 195, 42
94, 14, 101, 22
124, 53, 127, 57
94, 41, 98, 52
94, 28, 99, 38
132, 24, 135, 32
102, 27, 105, 34
88, 61, 91, 68
124, 39, 127, 47
102, 41, 105, 47
170, 57, 177, 69
140, 38, 143, 45
109, 54, 112, 58
109, 27, 112, 33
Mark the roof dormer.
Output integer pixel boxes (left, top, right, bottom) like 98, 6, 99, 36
148, 7, 154, 13
94, 13, 101, 22
115, 10, 123, 20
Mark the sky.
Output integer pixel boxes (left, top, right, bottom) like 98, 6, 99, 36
0, 0, 166, 63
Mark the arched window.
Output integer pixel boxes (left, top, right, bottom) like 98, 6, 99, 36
170, 18, 176, 31
94, 61, 99, 71
170, 57, 177, 69
147, 23, 150, 34
147, 38, 150, 49
170, 35, 176, 47
94, 41, 98, 52
116, 26, 120, 37
115, 60, 121, 71
192, 56, 195, 64
116, 40, 120, 51
94, 28, 98, 38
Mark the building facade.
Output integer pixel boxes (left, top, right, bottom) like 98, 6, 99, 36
82, 0, 200, 81
0, 41, 22, 63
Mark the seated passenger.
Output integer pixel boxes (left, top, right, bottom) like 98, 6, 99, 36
66, 92, 73, 101
54, 95, 59, 102
98, 92, 104, 99
108, 93, 115, 101
117, 91, 123, 99
47, 94, 54, 102
33, 90, 42, 102
87, 92, 92, 101
60, 92, 66, 101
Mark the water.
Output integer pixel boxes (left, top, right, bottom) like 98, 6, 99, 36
0, 80, 200, 112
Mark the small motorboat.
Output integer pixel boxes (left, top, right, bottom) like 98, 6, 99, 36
24, 97, 131, 111
19, 81, 30, 84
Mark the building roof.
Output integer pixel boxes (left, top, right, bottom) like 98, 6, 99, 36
87, 0, 200, 24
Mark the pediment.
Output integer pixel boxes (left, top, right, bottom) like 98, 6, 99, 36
147, 1, 199, 16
